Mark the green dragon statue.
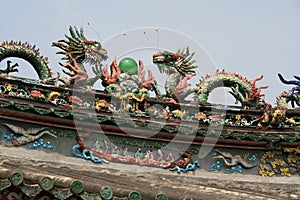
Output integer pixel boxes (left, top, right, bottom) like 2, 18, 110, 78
152, 48, 269, 108
0, 26, 108, 88
152, 47, 198, 102
195, 71, 269, 109
0, 41, 52, 79
52, 26, 108, 87
275, 90, 300, 110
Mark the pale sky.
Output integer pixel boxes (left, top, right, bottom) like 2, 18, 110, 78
1, 0, 300, 105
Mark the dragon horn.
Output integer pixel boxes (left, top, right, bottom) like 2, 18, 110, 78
185, 47, 190, 55
54, 40, 69, 45
179, 47, 185, 55
183, 64, 197, 69
69, 26, 77, 39
278, 73, 300, 85
278, 73, 289, 84
68, 26, 85, 41
74, 26, 81, 37
65, 34, 81, 44
75, 26, 86, 40
186, 69, 196, 74
183, 52, 195, 63
52, 42, 68, 50
188, 60, 197, 65
294, 75, 300, 82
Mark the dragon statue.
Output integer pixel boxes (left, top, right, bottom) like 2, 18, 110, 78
151, 48, 299, 111
0, 41, 52, 79
152, 48, 269, 108
0, 26, 108, 88
277, 73, 300, 108
195, 70, 268, 109
52, 26, 108, 87
2, 123, 57, 147
212, 150, 256, 168
152, 47, 197, 102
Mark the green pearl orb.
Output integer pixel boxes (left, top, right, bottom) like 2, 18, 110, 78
119, 58, 138, 74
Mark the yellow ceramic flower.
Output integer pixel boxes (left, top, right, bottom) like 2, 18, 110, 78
270, 159, 285, 168
283, 147, 294, 153
259, 169, 268, 176
270, 161, 277, 169
6, 84, 12, 91
260, 155, 267, 163
264, 151, 274, 158
287, 154, 298, 163
280, 168, 290, 177
259, 164, 269, 170
277, 159, 285, 166
235, 114, 242, 121
259, 164, 275, 177
267, 171, 275, 177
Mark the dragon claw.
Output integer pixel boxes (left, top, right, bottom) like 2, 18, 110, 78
0, 60, 19, 74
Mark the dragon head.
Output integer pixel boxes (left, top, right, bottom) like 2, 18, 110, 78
52, 26, 108, 67
152, 47, 197, 76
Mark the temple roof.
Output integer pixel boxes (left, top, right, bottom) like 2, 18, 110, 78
1, 146, 299, 200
